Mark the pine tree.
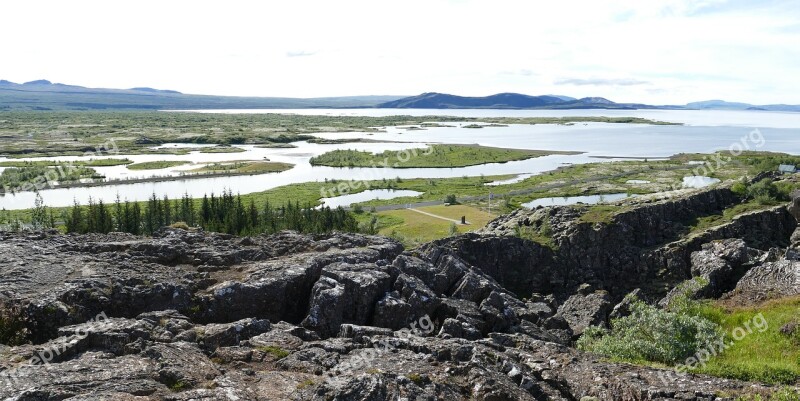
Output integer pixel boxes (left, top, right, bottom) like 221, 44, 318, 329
66, 200, 85, 233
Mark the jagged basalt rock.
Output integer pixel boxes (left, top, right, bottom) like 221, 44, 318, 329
555, 285, 612, 338
477, 187, 796, 303
724, 260, 800, 304
661, 239, 752, 304
788, 190, 800, 222
0, 185, 797, 399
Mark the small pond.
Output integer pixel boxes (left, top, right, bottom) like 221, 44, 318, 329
682, 176, 721, 188
319, 189, 423, 208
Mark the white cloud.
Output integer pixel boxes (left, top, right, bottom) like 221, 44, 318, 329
0, 0, 797, 104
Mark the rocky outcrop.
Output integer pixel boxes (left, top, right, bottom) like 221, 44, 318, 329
660, 239, 752, 305
555, 284, 612, 338
0, 227, 782, 400
478, 187, 797, 303
788, 190, 800, 222
418, 234, 555, 298
0, 309, 774, 400
723, 260, 800, 305
2, 183, 799, 399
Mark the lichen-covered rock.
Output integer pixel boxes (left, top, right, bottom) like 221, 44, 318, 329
725, 260, 800, 304
555, 286, 612, 337
661, 238, 752, 303
198, 318, 271, 350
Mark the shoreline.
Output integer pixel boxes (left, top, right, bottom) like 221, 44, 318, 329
0, 168, 294, 194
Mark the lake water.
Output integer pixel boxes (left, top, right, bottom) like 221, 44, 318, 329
1, 109, 798, 210
176, 108, 800, 129
319, 189, 423, 208
485, 173, 535, 186
523, 193, 634, 208
682, 176, 722, 188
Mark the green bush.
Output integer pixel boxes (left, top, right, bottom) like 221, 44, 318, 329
665, 276, 710, 315
731, 178, 794, 205
0, 310, 28, 346
169, 221, 190, 230
746, 178, 781, 204
731, 180, 748, 196
771, 388, 800, 401
577, 301, 721, 364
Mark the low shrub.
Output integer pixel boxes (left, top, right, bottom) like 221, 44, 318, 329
577, 301, 721, 365
169, 221, 190, 230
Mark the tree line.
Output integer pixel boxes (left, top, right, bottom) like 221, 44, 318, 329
61, 191, 361, 236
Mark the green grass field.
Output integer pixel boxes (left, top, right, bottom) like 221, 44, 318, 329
309, 144, 580, 168
0, 158, 133, 167
189, 161, 294, 174
198, 146, 246, 154
375, 204, 497, 247
692, 297, 800, 384
687, 200, 784, 234
126, 161, 191, 170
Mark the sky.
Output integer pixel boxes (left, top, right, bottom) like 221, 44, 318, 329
2, 0, 799, 104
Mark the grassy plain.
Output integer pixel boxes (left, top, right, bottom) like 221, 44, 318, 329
372, 204, 497, 247
0, 158, 133, 167
309, 144, 579, 168
126, 161, 191, 170
189, 161, 293, 174
198, 146, 246, 154
691, 297, 800, 384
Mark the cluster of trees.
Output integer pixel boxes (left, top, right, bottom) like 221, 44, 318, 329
0, 164, 99, 193
741, 154, 800, 174
731, 177, 794, 205
63, 191, 360, 236
309, 149, 377, 167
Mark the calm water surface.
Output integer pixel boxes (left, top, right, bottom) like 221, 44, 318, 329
1, 109, 797, 209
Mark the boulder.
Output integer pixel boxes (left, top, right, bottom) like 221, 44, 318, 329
609, 288, 642, 320
725, 260, 800, 304
788, 190, 800, 222
689, 239, 747, 297
555, 287, 612, 337
199, 318, 271, 350
662, 238, 751, 305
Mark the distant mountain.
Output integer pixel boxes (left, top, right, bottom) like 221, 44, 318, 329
687, 99, 800, 112
23, 79, 54, 86
379, 92, 800, 111
378, 92, 566, 109
377, 93, 660, 110
2, 81, 799, 112
686, 100, 756, 110
129, 87, 182, 94
0, 80, 406, 111
545, 94, 577, 102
